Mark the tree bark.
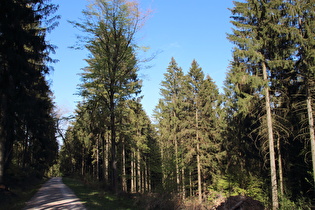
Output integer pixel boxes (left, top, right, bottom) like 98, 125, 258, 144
197, 143, 202, 203
182, 167, 185, 199
173, 110, 180, 192
122, 137, 127, 192
277, 136, 284, 196
0, 93, 7, 184
306, 83, 315, 195
96, 136, 99, 180
0, 138, 4, 184
103, 132, 109, 184
109, 92, 118, 193
131, 151, 136, 193
137, 148, 141, 193
263, 62, 278, 209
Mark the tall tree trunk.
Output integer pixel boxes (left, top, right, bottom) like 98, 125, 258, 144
173, 110, 180, 192
197, 143, 202, 203
263, 62, 278, 209
189, 169, 192, 197
196, 109, 202, 204
122, 138, 127, 192
131, 151, 136, 193
82, 147, 85, 176
110, 94, 118, 193
0, 138, 4, 184
182, 167, 185, 199
103, 132, 109, 184
137, 148, 141, 193
277, 136, 284, 196
0, 94, 7, 184
97, 136, 99, 180
306, 83, 315, 195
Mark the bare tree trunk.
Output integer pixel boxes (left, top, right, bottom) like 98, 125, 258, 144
182, 167, 185, 199
81, 147, 85, 176
103, 132, 109, 184
196, 108, 202, 203
307, 84, 315, 195
97, 136, 99, 180
277, 136, 284, 196
0, 94, 7, 184
173, 110, 180, 192
0, 139, 4, 184
137, 148, 141, 193
131, 151, 135, 193
109, 93, 118, 193
263, 62, 278, 209
189, 169, 192, 197
122, 138, 127, 192
197, 143, 202, 203
147, 163, 151, 192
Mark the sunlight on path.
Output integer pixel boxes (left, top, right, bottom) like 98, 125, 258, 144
24, 177, 86, 210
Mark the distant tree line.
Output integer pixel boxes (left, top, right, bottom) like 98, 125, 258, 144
0, 0, 59, 185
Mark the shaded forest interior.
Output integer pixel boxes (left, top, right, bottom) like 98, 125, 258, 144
1, 0, 315, 209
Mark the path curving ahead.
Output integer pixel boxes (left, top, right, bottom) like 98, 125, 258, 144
24, 177, 86, 210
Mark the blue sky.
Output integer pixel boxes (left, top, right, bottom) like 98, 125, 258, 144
46, 0, 235, 117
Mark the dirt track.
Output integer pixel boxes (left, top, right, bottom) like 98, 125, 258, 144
24, 177, 86, 210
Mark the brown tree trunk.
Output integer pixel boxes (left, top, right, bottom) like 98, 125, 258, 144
0, 139, 4, 184
81, 147, 85, 176
96, 136, 99, 180
182, 167, 185, 199
103, 132, 109, 184
306, 83, 315, 195
110, 93, 118, 193
277, 136, 284, 196
131, 151, 136, 193
263, 62, 278, 209
0, 94, 7, 184
196, 108, 202, 203
122, 137, 127, 192
189, 169, 192, 197
137, 148, 141, 193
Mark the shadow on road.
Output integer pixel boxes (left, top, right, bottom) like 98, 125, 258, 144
24, 177, 86, 210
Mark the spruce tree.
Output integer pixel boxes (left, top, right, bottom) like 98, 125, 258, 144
154, 57, 185, 192
73, 0, 144, 192
228, 1, 296, 208
0, 0, 58, 184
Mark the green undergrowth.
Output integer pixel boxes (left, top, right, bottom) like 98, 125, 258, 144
62, 177, 137, 210
0, 176, 46, 210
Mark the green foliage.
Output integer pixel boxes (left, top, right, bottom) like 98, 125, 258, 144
0, 176, 46, 210
63, 177, 136, 210
0, 0, 59, 184
209, 174, 267, 204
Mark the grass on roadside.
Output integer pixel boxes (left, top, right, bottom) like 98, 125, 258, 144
0, 177, 46, 210
62, 177, 137, 210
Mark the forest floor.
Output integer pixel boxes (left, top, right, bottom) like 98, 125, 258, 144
0, 176, 45, 210
62, 177, 136, 210
23, 177, 86, 210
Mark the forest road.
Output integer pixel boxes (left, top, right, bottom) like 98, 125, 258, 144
24, 177, 86, 210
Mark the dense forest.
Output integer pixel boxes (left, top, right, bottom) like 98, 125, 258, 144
1, 0, 315, 209
0, 0, 59, 186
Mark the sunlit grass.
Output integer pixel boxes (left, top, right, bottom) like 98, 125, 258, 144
62, 177, 136, 210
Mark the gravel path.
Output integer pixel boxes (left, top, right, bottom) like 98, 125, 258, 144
24, 177, 86, 210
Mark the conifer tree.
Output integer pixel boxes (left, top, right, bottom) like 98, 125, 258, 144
228, 1, 297, 208
73, 0, 145, 192
0, 0, 59, 184
291, 0, 315, 193
154, 57, 185, 192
